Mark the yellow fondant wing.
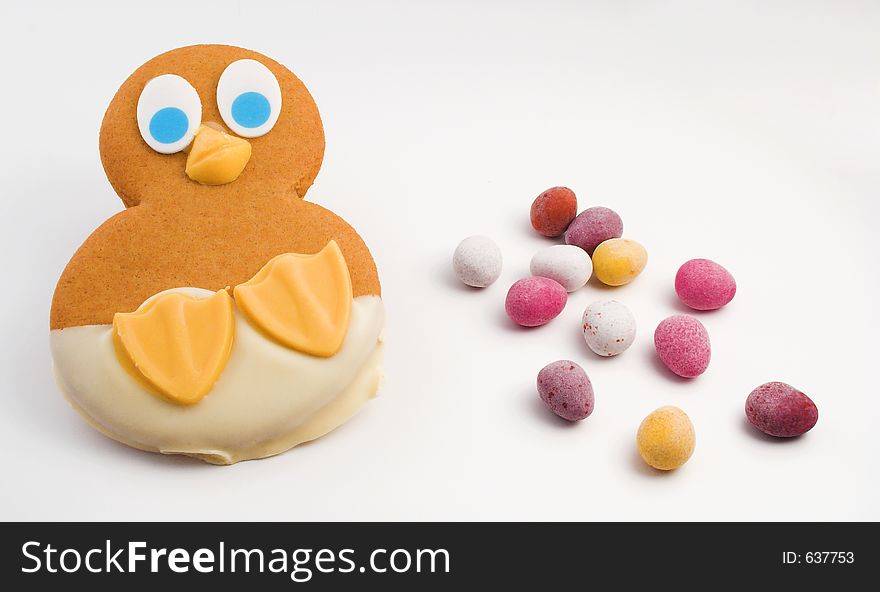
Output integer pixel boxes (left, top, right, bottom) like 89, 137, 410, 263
233, 241, 353, 357
113, 290, 235, 405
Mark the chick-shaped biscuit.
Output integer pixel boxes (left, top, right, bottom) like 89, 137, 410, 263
50, 45, 384, 464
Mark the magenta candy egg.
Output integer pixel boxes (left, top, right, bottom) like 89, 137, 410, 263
745, 382, 818, 437
653, 315, 711, 378
537, 360, 595, 421
505, 277, 567, 327
675, 258, 737, 311
564, 206, 623, 255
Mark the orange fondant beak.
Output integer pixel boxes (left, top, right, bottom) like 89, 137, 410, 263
185, 125, 252, 185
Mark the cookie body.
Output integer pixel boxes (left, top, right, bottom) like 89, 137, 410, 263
50, 45, 384, 463
51, 195, 380, 329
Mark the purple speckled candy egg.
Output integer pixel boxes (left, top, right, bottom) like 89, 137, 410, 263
675, 259, 736, 311
505, 277, 567, 327
564, 207, 623, 255
537, 360, 595, 421
653, 315, 711, 378
745, 382, 818, 437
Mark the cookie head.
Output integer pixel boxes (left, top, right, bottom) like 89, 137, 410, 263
100, 45, 325, 207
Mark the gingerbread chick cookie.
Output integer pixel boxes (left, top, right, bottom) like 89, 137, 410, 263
50, 45, 384, 464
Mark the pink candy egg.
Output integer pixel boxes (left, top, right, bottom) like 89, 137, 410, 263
505, 277, 567, 327
675, 258, 736, 311
537, 360, 595, 421
745, 382, 818, 437
654, 315, 711, 378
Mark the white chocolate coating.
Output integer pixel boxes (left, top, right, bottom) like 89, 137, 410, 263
51, 290, 384, 464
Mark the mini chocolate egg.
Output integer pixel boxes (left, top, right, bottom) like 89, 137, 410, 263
653, 314, 710, 378
637, 406, 696, 471
530, 244, 592, 292
452, 235, 503, 287
675, 258, 736, 311
745, 382, 818, 437
564, 206, 623, 255
536, 360, 595, 421
591, 238, 647, 286
582, 300, 636, 357
505, 277, 567, 327
530, 187, 577, 237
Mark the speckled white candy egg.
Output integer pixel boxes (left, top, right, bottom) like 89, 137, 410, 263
453, 235, 503, 287
529, 245, 592, 292
582, 300, 636, 357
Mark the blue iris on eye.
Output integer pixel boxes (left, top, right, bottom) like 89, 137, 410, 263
231, 92, 271, 128
148, 107, 189, 144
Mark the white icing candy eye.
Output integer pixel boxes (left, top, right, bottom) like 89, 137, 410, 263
216, 59, 282, 138
136, 74, 202, 154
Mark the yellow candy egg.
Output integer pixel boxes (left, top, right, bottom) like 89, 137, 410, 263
592, 239, 647, 286
637, 406, 695, 471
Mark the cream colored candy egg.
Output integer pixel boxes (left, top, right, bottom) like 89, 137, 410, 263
530, 244, 592, 292
453, 235, 503, 288
582, 300, 636, 357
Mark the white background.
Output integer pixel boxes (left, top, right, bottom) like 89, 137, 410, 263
1, 0, 877, 521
